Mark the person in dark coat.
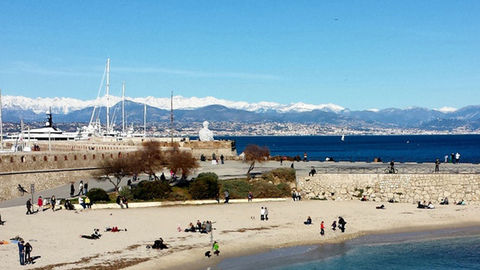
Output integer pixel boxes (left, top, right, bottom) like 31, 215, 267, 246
24, 242, 32, 264
338, 217, 347, 233
70, 183, 75, 197
26, 199, 33, 215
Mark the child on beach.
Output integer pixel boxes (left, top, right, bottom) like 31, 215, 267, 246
320, 221, 325, 235
212, 241, 220, 256
331, 220, 336, 231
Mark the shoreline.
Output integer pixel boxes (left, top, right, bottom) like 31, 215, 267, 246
215, 225, 480, 270
207, 223, 480, 270
122, 201, 480, 270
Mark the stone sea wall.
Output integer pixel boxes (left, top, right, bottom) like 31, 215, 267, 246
298, 174, 480, 204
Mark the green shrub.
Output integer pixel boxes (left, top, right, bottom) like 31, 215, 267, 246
168, 187, 192, 201
220, 179, 251, 199
189, 172, 219, 199
261, 168, 296, 183
87, 188, 110, 203
119, 186, 133, 201
133, 180, 171, 200
251, 181, 290, 198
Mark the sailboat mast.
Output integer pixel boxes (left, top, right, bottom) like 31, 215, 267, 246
106, 58, 110, 133
0, 88, 3, 151
122, 81, 125, 134
143, 102, 146, 138
170, 91, 174, 143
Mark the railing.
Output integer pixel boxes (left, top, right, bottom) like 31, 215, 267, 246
312, 167, 480, 174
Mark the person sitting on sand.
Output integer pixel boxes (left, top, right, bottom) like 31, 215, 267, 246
64, 200, 75, 211
196, 220, 202, 231
456, 199, 466, 205
440, 197, 449, 205
361, 195, 368, 201
376, 204, 385, 209
417, 201, 425, 209
204, 221, 212, 233
150, 238, 168, 250
81, 229, 101, 240
0, 214, 5, 225
304, 216, 312, 225
331, 220, 336, 231
184, 222, 196, 232
427, 202, 435, 209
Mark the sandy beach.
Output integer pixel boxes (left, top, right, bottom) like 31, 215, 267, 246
0, 199, 479, 270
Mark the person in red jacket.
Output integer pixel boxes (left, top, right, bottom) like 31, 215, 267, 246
37, 196, 43, 212
320, 221, 325, 236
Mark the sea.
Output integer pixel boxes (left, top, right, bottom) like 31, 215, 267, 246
216, 227, 480, 270
216, 135, 480, 163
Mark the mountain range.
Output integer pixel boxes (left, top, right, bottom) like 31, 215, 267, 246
1, 95, 480, 131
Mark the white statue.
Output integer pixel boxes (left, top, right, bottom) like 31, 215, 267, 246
199, 121, 214, 141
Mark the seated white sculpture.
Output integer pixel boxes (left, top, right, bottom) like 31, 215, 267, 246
199, 121, 214, 141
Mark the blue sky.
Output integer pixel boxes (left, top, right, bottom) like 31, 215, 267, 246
0, 0, 479, 110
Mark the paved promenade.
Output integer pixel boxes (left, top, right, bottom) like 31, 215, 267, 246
1, 160, 478, 208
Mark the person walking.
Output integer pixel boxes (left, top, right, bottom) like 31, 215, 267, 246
247, 191, 253, 202
18, 240, 25, 265
455, 152, 460, 163
50, 195, 56, 211
78, 181, 84, 196
70, 183, 75, 197
260, 207, 265, 220
220, 154, 224, 164
37, 196, 43, 212
264, 207, 269, 221
26, 199, 33, 215
84, 182, 89, 195
435, 159, 440, 173
224, 190, 230, 204
320, 221, 325, 236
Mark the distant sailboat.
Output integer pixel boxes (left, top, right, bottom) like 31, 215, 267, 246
341, 134, 345, 141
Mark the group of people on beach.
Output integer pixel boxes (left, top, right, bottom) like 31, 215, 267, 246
304, 216, 347, 234
417, 201, 435, 209
26, 195, 60, 215
444, 152, 461, 164
184, 220, 213, 234
291, 189, 301, 201
116, 195, 129, 209
17, 240, 34, 265
71, 180, 89, 197
260, 207, 269, 221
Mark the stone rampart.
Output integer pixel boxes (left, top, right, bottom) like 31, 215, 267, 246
0, 169, 102, 202
298, 174, 480, 204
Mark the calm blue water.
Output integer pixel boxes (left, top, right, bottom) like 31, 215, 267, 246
216, 229, 480, 270
273, 235, 480, 270
216, 135, 480, 163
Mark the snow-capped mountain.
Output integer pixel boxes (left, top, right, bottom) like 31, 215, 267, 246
1, 95, 345, 114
